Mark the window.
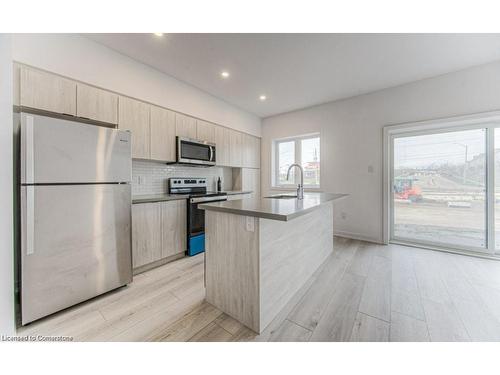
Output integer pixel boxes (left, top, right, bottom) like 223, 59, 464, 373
274, 134, 320, 188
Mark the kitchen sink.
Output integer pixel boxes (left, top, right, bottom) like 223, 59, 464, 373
264, 194, 298, 199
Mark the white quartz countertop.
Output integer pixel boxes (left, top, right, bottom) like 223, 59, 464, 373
199, 192, 348, 221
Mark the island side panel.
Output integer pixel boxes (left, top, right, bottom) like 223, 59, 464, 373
205, 210, 260, 332
259, 201, 334, 331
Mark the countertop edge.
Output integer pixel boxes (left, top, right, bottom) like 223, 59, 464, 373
200, 193, 348, 221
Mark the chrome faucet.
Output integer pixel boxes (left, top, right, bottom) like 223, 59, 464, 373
286, 163, 304, 199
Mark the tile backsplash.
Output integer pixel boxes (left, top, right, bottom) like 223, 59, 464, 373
132, 160, 234, 196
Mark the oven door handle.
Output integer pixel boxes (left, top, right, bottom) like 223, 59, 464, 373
190, 196, 227, 204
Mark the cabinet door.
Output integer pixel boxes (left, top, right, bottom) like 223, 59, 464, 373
20, 66, 76, 115
196, 120, 216, 143
253, 136, 261, 169
229, 130, 243, 167
118, 96, 150, 159
215, 125, 230, 166
150, 105, 176, 162
175, 113, 197, 139
76, 83, 118, 124
241, 133, 253, 168
132, 203, 162, 268
161, 200, 187, 258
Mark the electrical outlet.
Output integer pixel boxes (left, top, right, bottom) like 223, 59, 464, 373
246, 216, 255, 232
368, 165, 374, 173
341, 212, 347, 220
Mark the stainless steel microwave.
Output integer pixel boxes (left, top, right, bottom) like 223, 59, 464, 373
175, 136, 216, 166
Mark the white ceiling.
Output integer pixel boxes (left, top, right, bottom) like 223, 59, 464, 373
86, 34, 500, 118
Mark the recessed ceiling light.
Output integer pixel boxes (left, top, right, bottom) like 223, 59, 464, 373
259, 95, 267, 101
154, 33, 164, 37
221, 71, 230, 78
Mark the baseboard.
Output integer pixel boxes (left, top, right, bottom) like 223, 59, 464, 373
133, 253, 186, 275
391, 240, 500, 261
333, 231, 383, 245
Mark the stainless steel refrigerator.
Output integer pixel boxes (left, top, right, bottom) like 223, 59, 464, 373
19, 112, 133, 325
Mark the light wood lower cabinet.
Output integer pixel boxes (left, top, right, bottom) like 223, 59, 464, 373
76, 83, 118, 124
118, 96, 151, 159
20, 65, 77, 115
150, 105, 176, 162
132, 200, 186, 270
161, 200, 186, 258
132, 202, 162, 269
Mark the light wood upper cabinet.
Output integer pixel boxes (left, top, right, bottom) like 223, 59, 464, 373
175, 113, 197, 139
76, 83, 118, 124
118, 96, 150, 159
196, 120, 216, 143
253, 136, 261, 169
150, 105, 176, 162
215, 125, 230, 166
161, 200, 186, 258
132, 203, 162, 269
20, 66, 77, 115
229, 129, 243, 167
242, 134, 261, 169
241, 133, 253, 168
16, 64, 257, 169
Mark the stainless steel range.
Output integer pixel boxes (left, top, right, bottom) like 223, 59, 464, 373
168, 178, 227, 256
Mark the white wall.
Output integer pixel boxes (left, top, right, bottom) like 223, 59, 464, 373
11, 34, 261, 137
0, 34, 15, 335
262, 60, 500, 243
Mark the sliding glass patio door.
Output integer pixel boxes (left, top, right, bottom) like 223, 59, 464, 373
392, 128, 488, 253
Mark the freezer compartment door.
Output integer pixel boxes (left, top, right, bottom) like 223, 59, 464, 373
20, 112, 131, 184
20, 184, 132, 325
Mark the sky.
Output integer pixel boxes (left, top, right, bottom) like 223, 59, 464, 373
279, 137, 320, 171
394, 128, 488, 169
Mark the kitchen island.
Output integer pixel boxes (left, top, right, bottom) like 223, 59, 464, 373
199, 192, 347, 333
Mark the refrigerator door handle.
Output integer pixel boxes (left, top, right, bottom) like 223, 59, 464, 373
26, 186, 34, 255
25, 115, 34, 183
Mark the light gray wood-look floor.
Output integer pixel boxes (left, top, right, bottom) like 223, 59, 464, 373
17, 237, 500, 341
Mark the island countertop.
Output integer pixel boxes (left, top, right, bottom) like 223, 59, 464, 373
199, 192, 348, 221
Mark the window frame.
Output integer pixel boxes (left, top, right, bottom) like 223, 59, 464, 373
273, 133, 321, 189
